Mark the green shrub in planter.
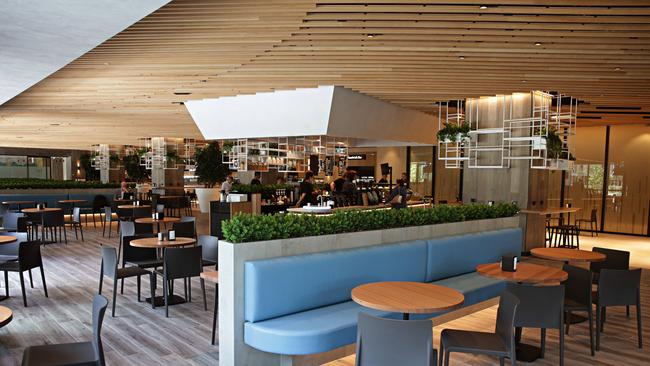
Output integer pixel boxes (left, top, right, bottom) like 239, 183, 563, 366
0, 178, 122, 190
222, 202, 519, 243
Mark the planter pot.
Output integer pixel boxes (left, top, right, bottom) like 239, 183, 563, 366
440, 134, 470, 144
195, 187, 221, 213
532, 136, 546, 150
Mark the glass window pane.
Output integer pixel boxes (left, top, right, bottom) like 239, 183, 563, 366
28, 157, 50, 179
604, 125, 650, 235
0, 155, 28, 178
409, 147, 433, 198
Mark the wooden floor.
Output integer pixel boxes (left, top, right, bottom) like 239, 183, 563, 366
0, 212, 219, 366
327, 233, 650, 366
1, 218, 649, 366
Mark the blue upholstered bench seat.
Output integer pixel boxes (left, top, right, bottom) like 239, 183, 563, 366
245, 301, 400, 355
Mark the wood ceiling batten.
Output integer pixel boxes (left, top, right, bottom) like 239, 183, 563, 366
1, 0, 650, 149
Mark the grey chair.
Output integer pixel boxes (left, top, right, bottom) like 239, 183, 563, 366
172, 220, 195, 239
593, 268, 642, 350
40, 210, 67, 244
22, 294, 108, 366
1, 211, 23, 231
506, 283, 565, 366
99, 246, 152, 317
102, 207, 117, 238
0, 241, 48, 307
152, 246, 206, 317
65, 207, 84, 241
355, 312, 436, 366
199, 235, 219, 269
590, 247, 631, 316
563, 264, 594, 356
439, 291, 519, 366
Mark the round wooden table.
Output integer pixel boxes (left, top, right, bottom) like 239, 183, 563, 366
134, 216, 180, 233
2, 200, 35, 210
0, 306, 12, 328
352, 281, 464, 320
0, 235, 17, 245
476, 262, 568, 284
57, 199, 87, 205
21, 207, 61, 214
117, 204, 151, 210
530, 247, 606, 263
129, 236, 195, 249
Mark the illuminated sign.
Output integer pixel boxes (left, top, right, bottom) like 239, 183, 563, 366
347, 154, 366, 160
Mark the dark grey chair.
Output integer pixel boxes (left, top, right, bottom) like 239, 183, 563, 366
355, 312, 436, 366
506, 283, 565, 366
590, 247, 631, 316
593, 268, 642, 350
99, 246, 152, 317
118, 220, 135, 261
132, 206, 150, 220
439, 291, 519, 366
563, 264, 595, 356
134, 222, 153, 235
2, 211, 23, 231
152, 246, 206, 317
121, 234, 161, 295
172, 220, 195, 239
22, 294, 108, 366
199, 235, 219, 269
65, 207, 84, 241
0, 241, 48, 307
41, 210, 67, 244
102, 207, 117, 238
575, 208, 598, 236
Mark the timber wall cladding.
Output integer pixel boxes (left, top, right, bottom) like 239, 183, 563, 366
1, 0, 649, 149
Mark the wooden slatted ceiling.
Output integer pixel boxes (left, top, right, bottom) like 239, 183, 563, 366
1, 0, 649, 149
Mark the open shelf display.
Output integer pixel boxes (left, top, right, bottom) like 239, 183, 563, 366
221, 136, 347, 174
466, 97, 510, 169
436, 100, 469, 169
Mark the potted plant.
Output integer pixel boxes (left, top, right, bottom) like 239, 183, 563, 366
437, 122, 470, 143
122, 149, 150, 183
194, 141, 229, 213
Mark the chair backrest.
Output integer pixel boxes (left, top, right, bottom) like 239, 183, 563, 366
597, 268, 642, 307
25, 211, 42, 225
100, 246, 118, 280
43, 209, 64, 227
116, 207, 132, 220
93, 195, 108, 210
92, 294, 109, 366
103, 206, 112, 221
18, 241, 43, 270
0, 232, 26, 256
172, 221, 195, 238
134, 222, 153, 235
122, 235, 157, 264
199, 234, 219, 265
16, 216, 29, 232
120, 220, 135, 239
563, 264, 592, 306
590, 247, 630, 274
72, 207, 82, 223
132, 206, 150, 219
2, 212, 23, 231
506, 283, 564, 329
163, 246, 203, 280
495, 291, 520, 354
590, 208, 598, 221
180, 216, 195, 223
355, 312, 434, 366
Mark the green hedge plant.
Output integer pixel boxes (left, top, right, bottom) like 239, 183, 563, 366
222, 202, 519, 243
0, 178, 122, 190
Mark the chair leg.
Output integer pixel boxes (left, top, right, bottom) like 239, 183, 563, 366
28, 269, 34, 288
19, 271, 27, 307
637, 302, 643, 349
4, 271, 8, 297
184, 278, 188, 302
74, 225, 78, 240
601, 307, 606, 332
443, 351, 450, 366
79, 224, 84, 241
111, 278, 118, 317
588, 308, 595, 356
559, 324, 565, 366
211, 284, 217, 345
164, 277, 169, 318
137, 275, 141, 302
499, 357, 505, 366
565, 310, 571, 335
63, 226, 67, 244
596, 305, 601, 351
98, 268, 103, 295
40, 266, 48, 298
627, 305, 630, 318
201, 279, 207, 311
540, 328, 546, 358
150, 274, 156, 309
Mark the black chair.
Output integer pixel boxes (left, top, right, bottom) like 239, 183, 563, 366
181, 196, 193, 216
563, 264, 595, 356
102, 207, 117, 238
122, 235, 162, 270
172, 220, 195, 239
17, 217, 29, 239
439, 291, 519, 366
83, 194, 108, 227
152, 246, 206, 317
506, 283, 565, 366
0, 241, 48, 307
132, 206, 150, 220
116, 207, 133, 222
575, 208, 598, 236
41, 210, 67, 244
589, 247, 631, 316
593, 268, 642, 350
65, 207, 84, 242
99, 246, 153, 317
22, 294, 108, 366
355, 312, 436, 366
199, 235, 218, 269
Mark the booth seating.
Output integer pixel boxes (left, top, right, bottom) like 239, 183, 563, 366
243, 228, 522, 356
0, 193, 115, 214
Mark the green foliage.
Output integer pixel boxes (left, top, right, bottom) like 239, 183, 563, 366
231, 183, 294, 200
222, 202, 520, 243
436, 122, 471, 142
122, 153, 150, 183
195, 142, 229, 188
79, 153, 100, 181
0, 178, 121, 190
545, 127, 564, 159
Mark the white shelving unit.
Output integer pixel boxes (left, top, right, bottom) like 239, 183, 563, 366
436, 100, 469, 169
466, 97, 509, 169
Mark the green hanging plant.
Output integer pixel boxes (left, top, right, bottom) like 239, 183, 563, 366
544, 127, 564, 159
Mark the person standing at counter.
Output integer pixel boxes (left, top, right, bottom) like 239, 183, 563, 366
221, 175, 234, 195
296, 171, 317, 207
385, 178, 408, 209
251, 172, 261, 185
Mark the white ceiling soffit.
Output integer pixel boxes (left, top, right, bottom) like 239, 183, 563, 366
185, 86, 437, 146
0, 0, 171, 106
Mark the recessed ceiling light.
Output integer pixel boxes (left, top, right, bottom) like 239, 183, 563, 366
614, 67, 622, 71
459, 56, 465, 60
50, 123, 60, 126
522, 80, 527, 83
367, 34, 374, 38
479, 5, 488, 10
534, 42, 542, 46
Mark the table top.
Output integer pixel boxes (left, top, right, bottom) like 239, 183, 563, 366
0, 235, 17, 245
0, 306, 12, 328
160, 195, 184, 199
129, 237, 195, 248
57, 199, 87, 204
520, 207, 581, 215
118, 204, 151, 210
1, 200, 35, 205
531, 247, 607, 263
134, 217, 180, 224
351, 281, 464, 314
200, 270, 219, 284
476, 262, 568, 284
21, 207, 62, 213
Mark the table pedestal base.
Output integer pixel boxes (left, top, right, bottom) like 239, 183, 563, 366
146, 295, 185, 307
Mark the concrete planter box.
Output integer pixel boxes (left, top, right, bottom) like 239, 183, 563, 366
218, 216, 520, 366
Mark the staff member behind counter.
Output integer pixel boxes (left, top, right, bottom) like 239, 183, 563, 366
296, 171, 318, 207
385, 178, 408, 209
